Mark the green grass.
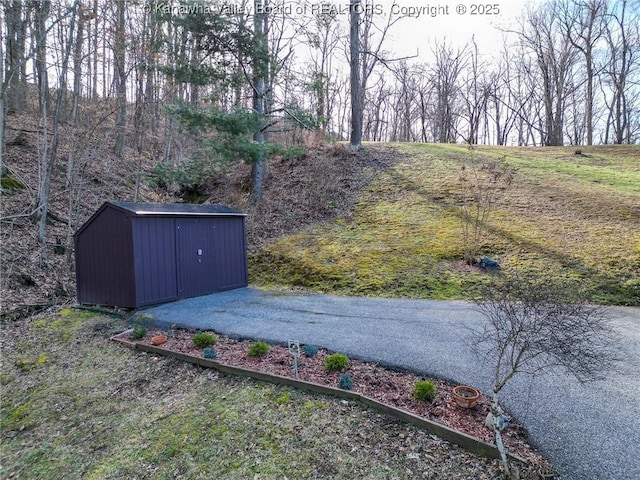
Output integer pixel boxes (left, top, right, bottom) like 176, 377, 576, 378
250, 143, 640, 305
1, 311, 507, 479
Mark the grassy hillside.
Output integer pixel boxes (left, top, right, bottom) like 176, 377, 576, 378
250, 143, 640, 305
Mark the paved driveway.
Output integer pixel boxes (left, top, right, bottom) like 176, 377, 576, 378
133, 288, 640, 480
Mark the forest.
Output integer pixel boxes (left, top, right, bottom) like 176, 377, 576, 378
0, 0, 639, 312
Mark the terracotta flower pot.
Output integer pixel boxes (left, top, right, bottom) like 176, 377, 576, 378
151, 334, 168, 346
452, 385, 480, 408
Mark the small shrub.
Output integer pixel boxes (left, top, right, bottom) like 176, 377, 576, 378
339, 373, 354, 390
203, 347, 217, 359
414, 380, 437, 401
248, 341, 270, 357
303, 344, 319, 357
131, 324, 148, 340
325, 353, 349, 372
193, 332, 218, 348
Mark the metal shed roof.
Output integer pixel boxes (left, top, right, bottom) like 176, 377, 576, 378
109, 201, 247, 216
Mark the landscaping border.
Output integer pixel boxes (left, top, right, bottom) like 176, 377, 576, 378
111, 335, 527, 465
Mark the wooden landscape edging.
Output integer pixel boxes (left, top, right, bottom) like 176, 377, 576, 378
111, 336, 527, 464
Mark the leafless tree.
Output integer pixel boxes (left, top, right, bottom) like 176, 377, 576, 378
349, 0, 362, 149
460, 38, 489, 145
113, 0, 127, 158
34, 0, 79, 264
431, 41, 465, 143
303, 8, 342, 133
388, 60, 420, 142
559, 0, 607, 145
458, 153, 515, 265
516, 1, 578, 146
469, 273, 620, 477
602, 0, 639, 144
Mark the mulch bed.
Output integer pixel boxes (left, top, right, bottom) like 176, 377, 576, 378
116, 326, 551, 470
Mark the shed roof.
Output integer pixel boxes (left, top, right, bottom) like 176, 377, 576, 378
109, 201, 246, 216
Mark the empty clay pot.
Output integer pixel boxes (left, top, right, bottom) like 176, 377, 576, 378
452, 385, 480, 408
151, 334, 168, 346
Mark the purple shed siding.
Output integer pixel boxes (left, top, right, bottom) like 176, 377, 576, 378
75, 205, 136, 307
214, 216, 248, 290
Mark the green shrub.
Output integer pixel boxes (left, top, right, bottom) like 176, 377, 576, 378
325, 353, 349, 372
131, 324, 148, 340
413, 380, 437, 401
192, 332, 218, 348
339, 373, 354, 390
248, 341, 270, 357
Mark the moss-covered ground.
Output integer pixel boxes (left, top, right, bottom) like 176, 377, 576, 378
250, 144, 640, 305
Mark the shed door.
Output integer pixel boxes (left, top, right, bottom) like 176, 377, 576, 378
176, 219, 217, 297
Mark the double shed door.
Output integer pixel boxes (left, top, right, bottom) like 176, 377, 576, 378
176, 218, 218, 298
176, 217, 246, 298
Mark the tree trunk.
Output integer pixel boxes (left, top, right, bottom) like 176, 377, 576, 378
66, 1, 85, 259
0, 97, 5, 178
33, 0, 51, 244
349, 0, 362, 150
0, 29, 5, 177
4, 0, 28, 114
91, 0, 99, 98
113, 0, 127, 158
249, 0, 268, 204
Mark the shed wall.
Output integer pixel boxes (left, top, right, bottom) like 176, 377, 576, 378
213, 216, 248, 290
75, 206, 136, 306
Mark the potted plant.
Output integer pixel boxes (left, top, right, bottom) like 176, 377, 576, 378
452, 385, 480, 408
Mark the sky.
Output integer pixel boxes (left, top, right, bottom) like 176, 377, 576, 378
296, 0, 546, 61
381, 0, 537, 53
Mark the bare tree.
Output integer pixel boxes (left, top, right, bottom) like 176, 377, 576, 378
517, 1, 578, 146
458, 153, 515, 265
559, 0, 607, 146
113, 0, 127, 158
602, 0, 639, 144
469, 273, 620, 477
3, 0, 29, 116
65, 1, 90, 256
460, 37, 489, 145
431, 41, 465, 143
304, 8, 341, 133
35, 0, 79, 264
349, 0, 362, 149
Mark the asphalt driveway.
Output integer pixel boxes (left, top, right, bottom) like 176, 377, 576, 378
133, 288, 640, 480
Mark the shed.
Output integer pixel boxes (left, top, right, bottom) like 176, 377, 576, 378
74, 201, 248, 308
